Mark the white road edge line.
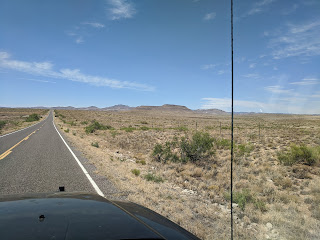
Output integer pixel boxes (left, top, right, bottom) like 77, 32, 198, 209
0, 112, 50, 138
52, 111, 105, 197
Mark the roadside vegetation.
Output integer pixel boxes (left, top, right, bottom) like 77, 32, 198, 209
0, 108, 48, 135
54, 109, 320, 240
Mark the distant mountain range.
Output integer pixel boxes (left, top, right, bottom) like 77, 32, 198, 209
0, 104, 228, 115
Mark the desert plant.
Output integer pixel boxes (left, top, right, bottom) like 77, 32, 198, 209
26, 113, 40, 122
278, 144, 319, 166
0, 120, 7, 130
91, 142, 99, 148
80, 121, 88, 125
180, 132, 215, 163
144, 173, 164, 183
215, 138, 231, 149
140, 126, 150, 131
236, 143, 254, 157
64, 128, 69, 133
131, 169, 140, 176
85, 120, 113, 134
120, 126, 136, 132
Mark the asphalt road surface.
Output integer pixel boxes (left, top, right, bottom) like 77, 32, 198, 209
0, 110, 116, 196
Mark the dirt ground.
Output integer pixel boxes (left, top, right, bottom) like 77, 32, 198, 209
53, 109, 320, 240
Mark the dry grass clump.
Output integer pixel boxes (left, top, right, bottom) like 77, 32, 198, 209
54, 109, 320, 239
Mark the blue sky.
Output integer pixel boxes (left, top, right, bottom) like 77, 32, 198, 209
0, 0, 319, 114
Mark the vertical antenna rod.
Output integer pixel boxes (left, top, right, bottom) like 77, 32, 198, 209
230, 0, 234, 239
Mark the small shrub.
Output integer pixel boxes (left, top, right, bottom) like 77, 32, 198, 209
140, 126, 150, 131
0, 120, 7, 130
91, 142, 99, 148
26, 113, 40, 122
174, 126, 188, 132
85, 120, 113, 134
180, 132, 215, 163
144, 173, 164, 183
120, 126, 136, 132
140, 121, 148, 124
131, 169, 140, 176
81, 121, 88, 125
278, 144, 319, 166
236, 144, 254, 157
215, 138, 230, 149
64, 128, 69, 133
136, 160, 146, 165
67, 121, 76, 126
225, 189, 266, 212
72, 131, 76, 136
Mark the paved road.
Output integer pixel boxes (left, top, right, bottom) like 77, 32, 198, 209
0, 110, 104, 195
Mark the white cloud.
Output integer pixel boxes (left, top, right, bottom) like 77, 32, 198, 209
203, 12, 216, 21
75, 37, 84, 44
0, 51, 154, 91
201, 97, 319, 114
290, 77, 319, 86
201, 64, 216, 70
107, 0, 136, 20
82, 22, 105, 28
19, 78, 56, 84
246, 0, 276, 16
264, 85, 292, 94
249, 63, 256, 68
217, 70, 225, 75
242, 73, 260, 79
269, 19, 320, 59
282, 3, 299, 15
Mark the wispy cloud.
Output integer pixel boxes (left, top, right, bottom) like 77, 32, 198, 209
201, 97, 319, 114
249, 63, 256, 68
269, 19, 320, 59
242, 73, 261, 79
0, 51, 154, 91
82, 22, 105, 28
217, 70, 225, 75
201, 64, 216, 70
203, 12, 216, 21
75, 37, 84, 44
264, 85, 293, 94
290, 77, 319, 86
282, 3, 299, 15
19, 78, 56, 84
107, 0, 136, 20
245, 0, 276, 17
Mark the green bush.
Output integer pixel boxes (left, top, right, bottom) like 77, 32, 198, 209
278, 144, 319, 166
91, 142, 99, 148
0, 120, 7, 130
152, 141, 179, 163
64, 128, 69, 133
80, 121, 88, 125
26, 113, 40, 122
225, 189, 266, 212
144, 173, 164, 183
180, 132, 215, 162
236, 143, 254, 157
152, 132, 215, 163
85, 120, 113, 134
131, 169, 140, 176
140, 126, 150, 131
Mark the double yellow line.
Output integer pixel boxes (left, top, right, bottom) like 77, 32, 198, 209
0, 123, 45, 160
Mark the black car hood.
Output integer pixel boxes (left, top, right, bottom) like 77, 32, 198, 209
0, 192, 200, 240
